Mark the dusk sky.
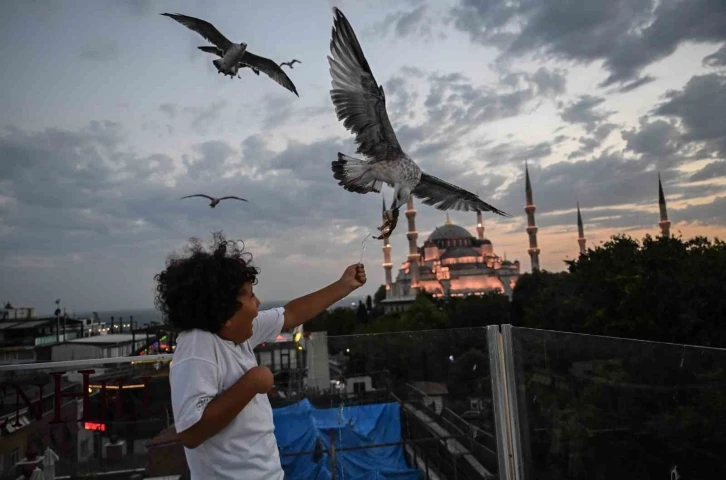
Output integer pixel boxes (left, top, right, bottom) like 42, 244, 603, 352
1, 0, 725, 313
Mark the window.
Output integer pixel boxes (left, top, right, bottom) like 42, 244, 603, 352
280, 350, 290, 370
353, 381, 366, 394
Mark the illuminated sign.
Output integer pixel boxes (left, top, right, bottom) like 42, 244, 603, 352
84, 422, 106, 432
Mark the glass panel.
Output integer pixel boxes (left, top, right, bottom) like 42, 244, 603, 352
509, 326, 726, 480
274, 329, 498, 479
0, 328, 498, 479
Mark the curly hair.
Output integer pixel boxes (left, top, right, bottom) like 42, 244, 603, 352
154, 231, 259, 334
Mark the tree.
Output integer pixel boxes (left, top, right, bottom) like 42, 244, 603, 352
365, 295, 373, 312
448, 293, 512, 328
361, 293, 449, 334
307, 307, 357, 336
356, 300, 369, 324
513, 233, 726, 347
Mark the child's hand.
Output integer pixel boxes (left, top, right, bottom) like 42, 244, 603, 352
247, 366, 274, 394
339, 264, 367, 292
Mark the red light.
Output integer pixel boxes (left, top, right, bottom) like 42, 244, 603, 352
84, 422, 106, 432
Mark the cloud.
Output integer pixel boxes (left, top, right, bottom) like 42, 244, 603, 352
365, 4, 439, 41
182, 141, 237, 181
183, 100, 227, 134
79, 38, 121, 62
690, 161, 726, 182
559, 95, 613, 133
420, 66, 565, 135
567, 123, 618, 159
159, 103, 177, 119
449, 0, 726, 89
106, 0, 152, 17
621, 118, 683, 161
616, 75, 657, 94
651, 73, 726, 158
703, 44, 726, 68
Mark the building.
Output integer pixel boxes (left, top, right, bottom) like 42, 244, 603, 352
382, 201, 521, 313
50, 334, 158, 362
381, 168, 672, 312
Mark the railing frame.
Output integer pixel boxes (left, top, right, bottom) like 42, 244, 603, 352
487, 324, 525, 480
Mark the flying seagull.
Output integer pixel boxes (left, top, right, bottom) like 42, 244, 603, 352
327, 8, 511, 239
280, 59, 301, 69
198, 46, 260, 76
161, 13, 299, 96
181, 194, 248, 208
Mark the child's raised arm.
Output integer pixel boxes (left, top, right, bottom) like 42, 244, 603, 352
282, 263, 367, 330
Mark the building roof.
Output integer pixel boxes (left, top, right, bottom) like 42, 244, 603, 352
440, 246, 479, 260
7, 319, 53, 329
427, 224, 474, 242
410, 381, 449, 395
0, 322, 22, 330
69, 333, 155, 345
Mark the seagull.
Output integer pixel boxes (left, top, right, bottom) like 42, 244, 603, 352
327, 8, 511, 240
180, 194, 248, 208
198, 46, 261, 76
280, 59, 301, 69
161, 13, 299, 96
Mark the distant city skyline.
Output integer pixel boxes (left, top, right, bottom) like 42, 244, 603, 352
1, 0, 725, 311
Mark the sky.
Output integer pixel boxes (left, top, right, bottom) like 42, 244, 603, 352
1, 0, 725, 313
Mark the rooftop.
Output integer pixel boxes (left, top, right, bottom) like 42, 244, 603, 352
69, 333, 156, 345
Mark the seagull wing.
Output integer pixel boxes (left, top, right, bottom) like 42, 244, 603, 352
240, 52, 299, 96
328, 8, 403, 161
198, 46, 223, 57
218, 196, 248, 202
161, 13, 233, 52
181, 194, 215, 201
412, 173, 512, 216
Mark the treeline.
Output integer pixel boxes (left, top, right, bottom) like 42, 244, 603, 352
305, 233, 726, 348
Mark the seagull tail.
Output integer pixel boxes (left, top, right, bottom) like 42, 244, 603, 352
332, 152, 381, 194
212, 58, 223, 72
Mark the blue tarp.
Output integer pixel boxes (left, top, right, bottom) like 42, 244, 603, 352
273, 399, 422, 480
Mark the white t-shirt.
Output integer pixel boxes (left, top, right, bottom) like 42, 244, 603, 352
170, 308, 286, 480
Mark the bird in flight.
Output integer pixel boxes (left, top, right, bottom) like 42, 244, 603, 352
161, 13, 299, 96
181, 194, 248, 208
280, 59, 301, 69
327, 8, 511, 240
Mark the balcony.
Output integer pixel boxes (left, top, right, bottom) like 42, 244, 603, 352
0, 326, 724, 479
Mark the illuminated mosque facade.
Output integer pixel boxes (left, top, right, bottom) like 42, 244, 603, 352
381, 166, 673, 313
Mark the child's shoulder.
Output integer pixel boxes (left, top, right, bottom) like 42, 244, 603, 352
174, 328, 221, 361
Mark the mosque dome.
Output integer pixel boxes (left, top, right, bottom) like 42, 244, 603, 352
427, 224, 474, 242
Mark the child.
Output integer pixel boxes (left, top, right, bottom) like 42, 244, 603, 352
154, 233, 367, 479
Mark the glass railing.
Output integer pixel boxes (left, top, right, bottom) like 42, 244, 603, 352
507, 326, 726, 480
0, 328, 496, 480
2, 326, 724, 480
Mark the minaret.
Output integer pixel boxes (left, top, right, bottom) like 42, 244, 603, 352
476, 211, 485, 240
381, 198, 393, 294
658, 173, 671, 237
524, 162, 541, 271
577, 202, 586, 255
406, 197, 420, 289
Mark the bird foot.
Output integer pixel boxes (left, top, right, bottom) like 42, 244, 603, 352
373, 209, 399, 240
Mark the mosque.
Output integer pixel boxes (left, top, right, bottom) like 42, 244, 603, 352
380, 166, 674, 313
